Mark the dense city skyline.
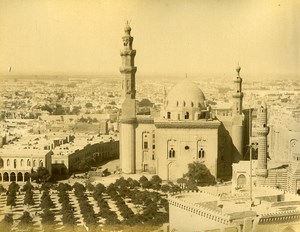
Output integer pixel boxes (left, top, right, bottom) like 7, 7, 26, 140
0, 0, 299, 77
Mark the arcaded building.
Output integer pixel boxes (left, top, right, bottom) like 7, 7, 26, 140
0, 148, 52, 182
119, 25, 247, 181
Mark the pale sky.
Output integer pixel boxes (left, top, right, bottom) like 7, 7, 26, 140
0, 0, 299, 77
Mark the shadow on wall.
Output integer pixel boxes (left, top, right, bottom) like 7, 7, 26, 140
217, 122, 243, 181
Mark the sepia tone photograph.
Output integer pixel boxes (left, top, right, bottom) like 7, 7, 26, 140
0, 0, 299, 231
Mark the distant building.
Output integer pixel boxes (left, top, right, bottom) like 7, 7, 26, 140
0, 148, 52, 182
119, 25, 247, 181
68, 140, 119, 174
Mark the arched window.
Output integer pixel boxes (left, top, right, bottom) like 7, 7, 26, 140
20, 159, 24, 167
39, 160, 43, 167
7, 159, 10, 167
198, 148, 205, 159
27, 159, 31, 166
0, 159, 3, 168
14, 159, 17, 168
183, 101, 186, 107
184, 112, 189, 119
167, 112, 171, 119
33, 160, 36, 167
143, 141, 148, 149
169, 148, 176, 158
191, 102, 194, 107
152, 152, 155, 160
237, 174, 246, 187
176, 101, 179, 107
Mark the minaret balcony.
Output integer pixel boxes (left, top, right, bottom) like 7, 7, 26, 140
255, 127, 269, 136
120, 50, 136, 56
232, 92, 243, 98
119, 66, 137, 74
234, 78, 242, 83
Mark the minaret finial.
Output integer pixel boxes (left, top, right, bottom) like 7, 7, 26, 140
236, 63, 241, 76
124, 20, 131, 34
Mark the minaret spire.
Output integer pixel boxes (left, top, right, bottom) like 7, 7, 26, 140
120, 21, 137, 103
232, 64, 243, 115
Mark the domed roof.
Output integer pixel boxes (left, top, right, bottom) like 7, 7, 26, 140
166, 79, 206, 109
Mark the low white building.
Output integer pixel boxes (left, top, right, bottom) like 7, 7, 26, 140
0, 148, 52, 182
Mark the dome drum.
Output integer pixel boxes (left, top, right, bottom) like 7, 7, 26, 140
165, 79, 208, 120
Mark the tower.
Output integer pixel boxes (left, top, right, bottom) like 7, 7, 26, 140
256, 102, 269, 180
231, 65, 244, 160
119, 22, 137, 174
232, 64, 243, 115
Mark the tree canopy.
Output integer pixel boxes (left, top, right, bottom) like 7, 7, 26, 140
41, 209, 55, 225
0, 184, 7, 193
22, 180, 34, 192
78, 156, 96, 172
8, 181, 20, 193
19, 211, 33, 227
24, 190, 35, 206
139, 176, 151, 189
31, 167, 50, 183
150, 175, 162, 190
184, 162, 216, 186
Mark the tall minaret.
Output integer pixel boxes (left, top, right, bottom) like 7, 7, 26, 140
256, 102, 269, 182
232, 64, 243, 115
119, 22, 137, 174
231, 65, 244, 160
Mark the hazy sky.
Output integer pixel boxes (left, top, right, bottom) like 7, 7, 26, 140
0, 0, 299, 77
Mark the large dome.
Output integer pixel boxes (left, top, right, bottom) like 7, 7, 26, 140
166, 79, 206, 110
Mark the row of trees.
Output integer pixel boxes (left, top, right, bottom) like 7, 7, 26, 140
6, 182, 20, 209
23, 181, 35, 208
1, 163, 215, 230
103, 177, 169, 226
40, 185, 56, 227
40, 104, 82, 115
73, 183, 98, 227
0, 211, 33, 230
57, 183, 77, 226
3, 182, 35, 229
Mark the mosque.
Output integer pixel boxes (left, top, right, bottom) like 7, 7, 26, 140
118, 24, 300, 232
118, 24, 300, 191
119, 24, 248, 181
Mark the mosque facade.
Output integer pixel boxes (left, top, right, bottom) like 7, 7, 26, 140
119, 25, 247, 181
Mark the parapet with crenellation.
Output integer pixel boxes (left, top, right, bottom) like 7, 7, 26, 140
168, 191, 231, 225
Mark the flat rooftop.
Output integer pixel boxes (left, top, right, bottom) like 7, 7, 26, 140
169, 186, 300, 221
